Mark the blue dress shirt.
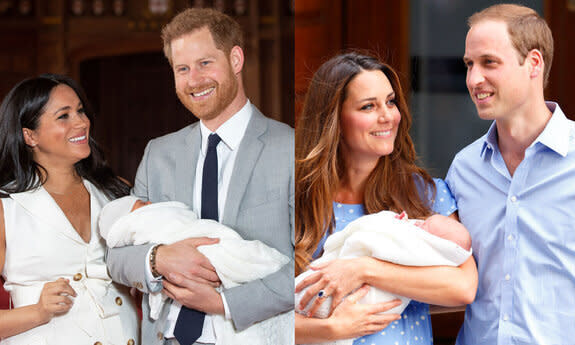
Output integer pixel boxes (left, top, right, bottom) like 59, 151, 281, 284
446, 102, 575, 345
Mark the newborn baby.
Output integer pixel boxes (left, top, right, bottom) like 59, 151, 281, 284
295, 210, 472, 335
99, 196, 292, 345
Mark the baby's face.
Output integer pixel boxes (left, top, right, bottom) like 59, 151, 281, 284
131, 199, 152, 212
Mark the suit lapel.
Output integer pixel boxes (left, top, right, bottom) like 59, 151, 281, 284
175, 124, 201, 206
223, 107, 267, 226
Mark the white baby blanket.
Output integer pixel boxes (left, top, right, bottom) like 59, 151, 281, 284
294, 210, 471, 345
99, 200, 293, 345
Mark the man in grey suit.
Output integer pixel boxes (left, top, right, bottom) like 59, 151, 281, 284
106, 8, 294, 345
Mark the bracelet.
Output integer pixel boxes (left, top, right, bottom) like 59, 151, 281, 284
150, 244, 163, 278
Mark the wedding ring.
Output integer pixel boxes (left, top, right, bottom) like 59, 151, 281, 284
317, 290, 327, 298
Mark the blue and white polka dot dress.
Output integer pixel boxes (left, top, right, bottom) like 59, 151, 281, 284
314, 178, 457, 345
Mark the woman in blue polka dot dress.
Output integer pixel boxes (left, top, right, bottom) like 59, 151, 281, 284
294, 52, 477, 344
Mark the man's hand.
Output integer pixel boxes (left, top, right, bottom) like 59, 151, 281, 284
163, 272, 225, 315
155, 237, 221, 287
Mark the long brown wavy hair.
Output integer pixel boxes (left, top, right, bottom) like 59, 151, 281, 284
295, 52, 435, 275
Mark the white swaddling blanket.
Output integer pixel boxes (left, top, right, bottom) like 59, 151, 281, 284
295, 210, 471, 345
99, 200, 292, 345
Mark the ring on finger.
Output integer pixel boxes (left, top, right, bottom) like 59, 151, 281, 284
317, 289, 328, 299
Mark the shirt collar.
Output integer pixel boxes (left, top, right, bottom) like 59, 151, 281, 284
534, 102, 570, 157
480, 122, 498, 157
199, 100, 252, 154
480, 102, 570, 158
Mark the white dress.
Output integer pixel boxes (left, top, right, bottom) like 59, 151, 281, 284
1, 180, 139, 345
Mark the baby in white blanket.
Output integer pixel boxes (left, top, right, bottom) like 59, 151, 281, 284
99, 196, 292, 345
295, 210, 471, 330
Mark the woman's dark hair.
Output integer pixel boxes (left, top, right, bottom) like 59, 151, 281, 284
0, 73, 130, 199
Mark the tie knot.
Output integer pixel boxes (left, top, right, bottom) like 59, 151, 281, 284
207, 133, 221, 149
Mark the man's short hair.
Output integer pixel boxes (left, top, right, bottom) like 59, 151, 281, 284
161, 8, 244, 65
469, 3, 554, 87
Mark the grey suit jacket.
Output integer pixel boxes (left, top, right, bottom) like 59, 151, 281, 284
106, 105, 294, 341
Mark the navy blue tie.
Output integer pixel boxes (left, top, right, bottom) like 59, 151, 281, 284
201, 133, 221, 220
174, 133, 221, 345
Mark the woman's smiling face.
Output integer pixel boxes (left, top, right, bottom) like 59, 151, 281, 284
339, 69, 401, 165
23, 84, 91, 167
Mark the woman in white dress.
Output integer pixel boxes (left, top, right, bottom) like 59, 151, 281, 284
0, 74, 140, 345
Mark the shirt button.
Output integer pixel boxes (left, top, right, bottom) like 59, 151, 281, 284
510, 196, 517, 202
157, 332, 164, 340
115, 297, 123, 306
127, 339, 135, 345
94, 342, 102, 345
73, 273, 83, 281
505, 274, 511, 281
503, 314, 509, 321
507, 234, 513, 241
